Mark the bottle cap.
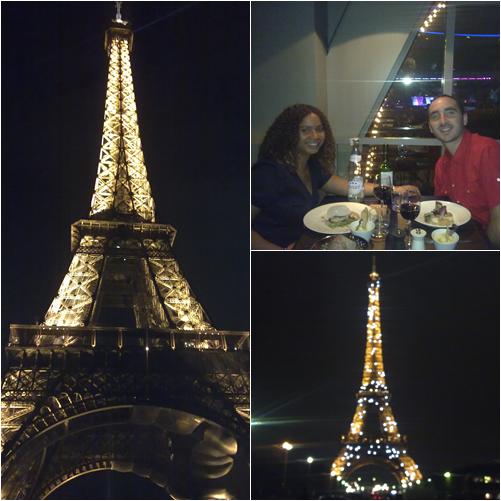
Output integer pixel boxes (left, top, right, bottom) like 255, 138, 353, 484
392, 229, 405, 241
411, 228, 426, 238
391, 229, 406, 249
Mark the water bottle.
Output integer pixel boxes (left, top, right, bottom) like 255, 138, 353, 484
347, 138, 364, 201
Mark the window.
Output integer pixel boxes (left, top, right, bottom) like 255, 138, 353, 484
360, 2, 499, 194
453, 2, 500, 138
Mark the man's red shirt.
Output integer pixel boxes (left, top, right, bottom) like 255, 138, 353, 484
434, 129, 500, 229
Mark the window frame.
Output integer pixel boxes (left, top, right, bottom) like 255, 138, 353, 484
356, 2, 472, 149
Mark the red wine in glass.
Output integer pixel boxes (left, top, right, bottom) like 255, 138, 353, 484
400, 188, 421, 249
400, 202, 420, 221
374, 186, 392, 202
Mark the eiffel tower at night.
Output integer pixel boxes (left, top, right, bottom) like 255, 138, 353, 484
331, 257, 421, 488
1, 4, 249, 499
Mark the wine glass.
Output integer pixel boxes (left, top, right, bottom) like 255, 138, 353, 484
400, 188, 421, 249
391, 188, 403, 213
373, 172, 392, 238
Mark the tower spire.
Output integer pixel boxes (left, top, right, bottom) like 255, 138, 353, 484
91, 6, 152, 222
331, 260, 422, 487
370, 254, 378, 281
115, 1, 124, 24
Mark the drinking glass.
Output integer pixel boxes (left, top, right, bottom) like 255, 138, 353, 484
373, 173, 392, 238
400, 188, 421, 249
391, 189, 403, 213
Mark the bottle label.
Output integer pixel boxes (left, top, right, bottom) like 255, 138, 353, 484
381, 171, 393, 185
348, 177, 364, 195
350, 154, 362, 163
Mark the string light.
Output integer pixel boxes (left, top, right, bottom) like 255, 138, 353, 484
364, 1, 447, 186
419, 3, 445, 33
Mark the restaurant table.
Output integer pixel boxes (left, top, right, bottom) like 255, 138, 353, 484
293, 195, 494, 250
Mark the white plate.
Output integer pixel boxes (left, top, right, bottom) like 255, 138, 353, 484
303, 202, 368, 234
415, 200, 471, 228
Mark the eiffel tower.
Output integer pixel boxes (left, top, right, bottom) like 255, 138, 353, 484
1, 4, 249, 500
331, 257, 422, 488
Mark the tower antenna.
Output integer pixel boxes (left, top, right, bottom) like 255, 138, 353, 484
115, 1, 124, 24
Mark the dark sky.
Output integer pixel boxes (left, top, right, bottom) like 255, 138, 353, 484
2, 2, 249, 499
251, 252, 500, 483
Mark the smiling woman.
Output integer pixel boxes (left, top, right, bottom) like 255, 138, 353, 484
251, 104, 377, 250
297, 114, 326, 160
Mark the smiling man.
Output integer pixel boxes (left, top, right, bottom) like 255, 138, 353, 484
428, 94, 500, 248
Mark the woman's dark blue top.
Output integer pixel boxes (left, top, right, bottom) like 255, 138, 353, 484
251, 158, 332, 248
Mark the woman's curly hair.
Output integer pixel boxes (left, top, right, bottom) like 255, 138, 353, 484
258, 104, 336, 174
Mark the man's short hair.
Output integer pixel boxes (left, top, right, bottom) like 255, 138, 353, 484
429, 94, 466, 116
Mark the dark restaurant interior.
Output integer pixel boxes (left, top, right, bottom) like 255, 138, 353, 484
252, 1, 499, 195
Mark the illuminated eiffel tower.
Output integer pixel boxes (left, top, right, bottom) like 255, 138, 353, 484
1, 4, 249, 499
331, 257, 422, 488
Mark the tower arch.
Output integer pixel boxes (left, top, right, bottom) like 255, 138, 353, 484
342, 457, 406, 484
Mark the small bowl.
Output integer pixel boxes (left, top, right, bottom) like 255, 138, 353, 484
431, 229, 459, 250
311, 234, 370, 250
349, 220, 375, 243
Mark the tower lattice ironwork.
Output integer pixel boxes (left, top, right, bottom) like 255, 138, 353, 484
331, 257, 422, 487
1, 5, 249, 500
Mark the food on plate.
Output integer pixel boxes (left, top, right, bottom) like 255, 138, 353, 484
356, 207, 370, 230
424, 202, 454, 226
323, 205, 359, 229
326, 235, 358, 250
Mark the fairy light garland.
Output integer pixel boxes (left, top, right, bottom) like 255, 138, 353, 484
365, 2, 447, 181
420, 3, 446, 33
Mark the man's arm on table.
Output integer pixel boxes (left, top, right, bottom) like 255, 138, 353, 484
486, 204, 500, 249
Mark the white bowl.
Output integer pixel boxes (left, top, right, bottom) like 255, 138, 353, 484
431, 229, 459, 250
349, 220, 375, 243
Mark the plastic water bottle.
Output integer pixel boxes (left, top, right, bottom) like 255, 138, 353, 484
347, 138, 364, 201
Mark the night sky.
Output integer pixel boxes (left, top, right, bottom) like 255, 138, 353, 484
251, 252, 500, 493
2, 2, 249, 499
